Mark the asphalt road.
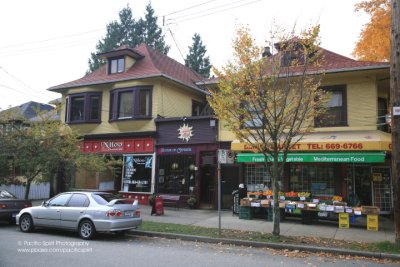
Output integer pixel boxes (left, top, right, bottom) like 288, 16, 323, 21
0, 222, 397, 267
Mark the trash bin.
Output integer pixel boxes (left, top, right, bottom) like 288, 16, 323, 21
151, 196, 164, 216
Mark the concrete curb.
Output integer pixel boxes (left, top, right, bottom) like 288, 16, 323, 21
129, 230, 400, 261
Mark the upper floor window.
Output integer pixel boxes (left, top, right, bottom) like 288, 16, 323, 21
109, 57, 125, 74
109, 86, 152, 121
315, 85, 347, 127
192, 100, 205, 116
66, 93, 102, 123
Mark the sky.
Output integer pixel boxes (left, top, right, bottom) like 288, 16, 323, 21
0, 0, 369, 110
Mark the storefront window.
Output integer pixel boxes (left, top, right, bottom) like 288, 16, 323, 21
122, 154, 153, 193
157, 155, 196, 195
289, 165, 335, 196
244, 164, 271, 192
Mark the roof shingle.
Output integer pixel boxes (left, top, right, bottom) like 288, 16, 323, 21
48, 44, 206, 92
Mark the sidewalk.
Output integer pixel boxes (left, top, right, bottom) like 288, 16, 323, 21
137, 205, 395, 244
31, 199, 395, 243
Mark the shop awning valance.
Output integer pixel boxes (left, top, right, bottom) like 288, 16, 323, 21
236, 152, 386, 163
231, 130, 391, 152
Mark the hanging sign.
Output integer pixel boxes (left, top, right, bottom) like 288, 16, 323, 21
393, 107, 400, 116
178, 123, 194, 142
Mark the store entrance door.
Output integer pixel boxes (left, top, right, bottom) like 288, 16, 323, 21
199, 165, 216, 209
220, 165, 239, 209
352, 165, 372, 206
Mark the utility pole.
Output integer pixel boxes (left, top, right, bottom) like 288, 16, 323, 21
390, 0, 400, 245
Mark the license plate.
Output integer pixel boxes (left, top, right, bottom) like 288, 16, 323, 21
124, 211, 134, 217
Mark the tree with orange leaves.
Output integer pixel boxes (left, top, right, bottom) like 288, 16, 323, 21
208, 26, 329, 236
353, 0, 390, 61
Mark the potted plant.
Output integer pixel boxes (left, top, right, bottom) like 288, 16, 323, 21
187, 195, 197, 209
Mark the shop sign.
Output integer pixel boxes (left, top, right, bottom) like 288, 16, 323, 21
236, 152, 386, 163
218, 149, 235, 164
178, 123, 193, 142
393, 106, 400, 116
101, 141, 124, 152
158, 147, 195, 155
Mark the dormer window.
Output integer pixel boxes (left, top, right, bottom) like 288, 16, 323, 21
109, 57, 125, 74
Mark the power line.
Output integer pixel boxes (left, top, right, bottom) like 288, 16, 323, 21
163, 0, 215, 17
169, 0, 262, 24
0, 66, 54, 98
167, 0, 250, 21
0, 37, 96, 58
0, 28, 103, 50
0, 83, 46, 100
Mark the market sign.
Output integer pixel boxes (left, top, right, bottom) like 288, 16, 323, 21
236, 152, 386, 163
231, 131, 392, 152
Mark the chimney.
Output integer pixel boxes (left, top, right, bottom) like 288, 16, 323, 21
262, 46, 272, 58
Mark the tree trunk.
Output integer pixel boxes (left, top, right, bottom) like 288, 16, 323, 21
24, 180, 32, 200
272, 153, 280, 236
390, 0, 400, 245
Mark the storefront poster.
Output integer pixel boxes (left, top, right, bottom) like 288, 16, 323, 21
123, 154, 153, 193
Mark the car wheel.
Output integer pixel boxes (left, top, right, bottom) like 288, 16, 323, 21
78, 220, 96, 240
19, 214, 34, 233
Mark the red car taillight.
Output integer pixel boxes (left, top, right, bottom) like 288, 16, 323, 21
0, 204, 7, 209
135, 210, 140, 217
106, 209, 122, 217
24, 203, 32, 208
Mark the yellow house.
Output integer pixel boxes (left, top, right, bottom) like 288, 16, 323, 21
212, 46, 392, 213
48, 44, 211, 204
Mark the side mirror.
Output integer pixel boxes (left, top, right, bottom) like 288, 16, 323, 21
42, 201, 49, 207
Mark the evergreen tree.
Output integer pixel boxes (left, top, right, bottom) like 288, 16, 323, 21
87, 3, 169, 73
138, 3, 170, 54
185, 33, 212, 78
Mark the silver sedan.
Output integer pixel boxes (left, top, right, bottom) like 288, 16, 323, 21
16, 191, 142, 240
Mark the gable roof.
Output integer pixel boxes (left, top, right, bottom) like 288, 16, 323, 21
48, 44, 206, 94
0, 101, 55, 120
199, 46, 389, 86
317, 48, 388, 73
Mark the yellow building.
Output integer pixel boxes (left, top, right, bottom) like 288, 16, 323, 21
48, 44, 212, 205
213, 46, 392, 213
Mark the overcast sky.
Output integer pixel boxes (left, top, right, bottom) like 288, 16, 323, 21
0, 0, 368, 110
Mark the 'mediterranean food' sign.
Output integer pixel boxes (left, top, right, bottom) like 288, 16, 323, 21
236, 152, 385, 163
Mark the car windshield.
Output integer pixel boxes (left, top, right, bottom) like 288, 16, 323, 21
0, 190, 17, 199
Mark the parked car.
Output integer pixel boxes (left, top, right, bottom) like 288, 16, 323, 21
0, 189, 32, 224
16, 191, 142, 240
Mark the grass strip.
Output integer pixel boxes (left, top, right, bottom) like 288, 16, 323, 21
138, 221, 400, 254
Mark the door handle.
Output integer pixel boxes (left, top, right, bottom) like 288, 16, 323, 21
80, 211, 84, 213
56, 210, 61, 212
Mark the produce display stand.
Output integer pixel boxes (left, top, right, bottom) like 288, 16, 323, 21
238, 192, 380, 230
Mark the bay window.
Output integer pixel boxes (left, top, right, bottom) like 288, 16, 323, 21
66, 93, 102, 123
109, 86, 152, 121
